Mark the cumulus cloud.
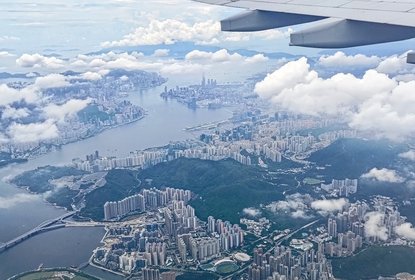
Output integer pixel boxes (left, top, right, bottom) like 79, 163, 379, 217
255, 58, 415, 141
243, 207, 261, 218
102, 19, 221, 47
7, 119, 59, 143
361, 168, 405, 183
0, 132, 8, 144
1, 106, 30, 120
0, 193, 38, 209
376, 52, 415, 75
66, 50, 270, 79
153, 49, 170, 57
396, 222, 415, 240
246, 54, 269, 64
0, 84, 41, 106
185, 49, 269, 64
16, 53, 65, 69
80, 71, 102, 81
311, 198, 348, 214
266, 193, 313, 219
399, 150, 415, 161
291, 209, 311, 219
43, 98, 92, 123
364, 212, 388, 241
34, 74, 70, 89
319, 51, 381, 68
101, 19, 290, 48
186, 49, 241, 62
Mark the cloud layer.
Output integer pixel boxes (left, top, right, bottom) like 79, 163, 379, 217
0, 74, 91, 144
361, 168, 405, 183
364, 212, 388, 241
255, 58, 415, 141
311, 198, 348, 214
101, 19, 290, 48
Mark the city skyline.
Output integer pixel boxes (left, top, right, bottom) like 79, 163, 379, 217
1, 1, 415, 280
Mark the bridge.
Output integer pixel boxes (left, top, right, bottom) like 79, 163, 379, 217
0, 212, 76, 253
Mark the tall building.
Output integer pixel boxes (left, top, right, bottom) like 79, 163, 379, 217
328, 218, 338, 238
160, 271, 176, 280
143, 268, 160, 280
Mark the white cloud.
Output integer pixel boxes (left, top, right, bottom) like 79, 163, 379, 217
266, 193, 313, 219
43, 98, 92, 123
16, 53, 65, 69
396, 222, 415, 240
153, 49, 170, 57
0, 51, 15, 58
101, 19, 290, 48
34, 74, 70, 89
246, 54, 269, 64
7, 119, 59, 143
0, 132, 9, 144
80, 71, 102, 81
1, 106, 30, 120
361, 168, 405, 183
0, 84, 41, 106
0, 193, 38, 209
311, 198, 348, 214
318, 51, 381, 68
255, 58, 415, 141
243, 207, 261, 218
364, 212, 388, 241
399, 150, 415, 161
376, 52, 415, 75
102, 19, 221, 47
185, 49, 269, 64
186, 49, 243, 63
291, 209, 311, 219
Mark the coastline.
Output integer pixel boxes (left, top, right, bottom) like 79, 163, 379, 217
0, 111, 148, 171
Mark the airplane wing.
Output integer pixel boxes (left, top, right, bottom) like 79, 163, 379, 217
194, 0, 415, 62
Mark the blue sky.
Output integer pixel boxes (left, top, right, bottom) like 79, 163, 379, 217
0, 0, 314, 56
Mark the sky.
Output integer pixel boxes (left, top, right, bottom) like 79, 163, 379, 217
1, 0, 415, 144
0, 0, 301, 56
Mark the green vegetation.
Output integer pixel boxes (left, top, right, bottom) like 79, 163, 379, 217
356, 180, 413, 201
215, 261, 239, 275
10, 165, 86, 210
298, 124, 348, 137
332, 246, 415, 279
176, 272, 219, 280
11, 166, 85, 193
264, 211, 312, 231
302, 178, 322, 185
78, 104, 111, 123
47, 187, 79, 210
138, 158, 291, 224
10, 268, 99, 280
309, 138, 404, 179
80, 169, 140, 220
265, 157, 304, 172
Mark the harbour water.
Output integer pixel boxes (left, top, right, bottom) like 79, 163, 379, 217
0, 81, 233, 279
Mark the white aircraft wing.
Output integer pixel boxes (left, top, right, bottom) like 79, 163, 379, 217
196, 0, 415, 28
194, 0, 415, 62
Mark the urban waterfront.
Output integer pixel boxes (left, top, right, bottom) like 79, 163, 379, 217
0, 81, 233, 279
